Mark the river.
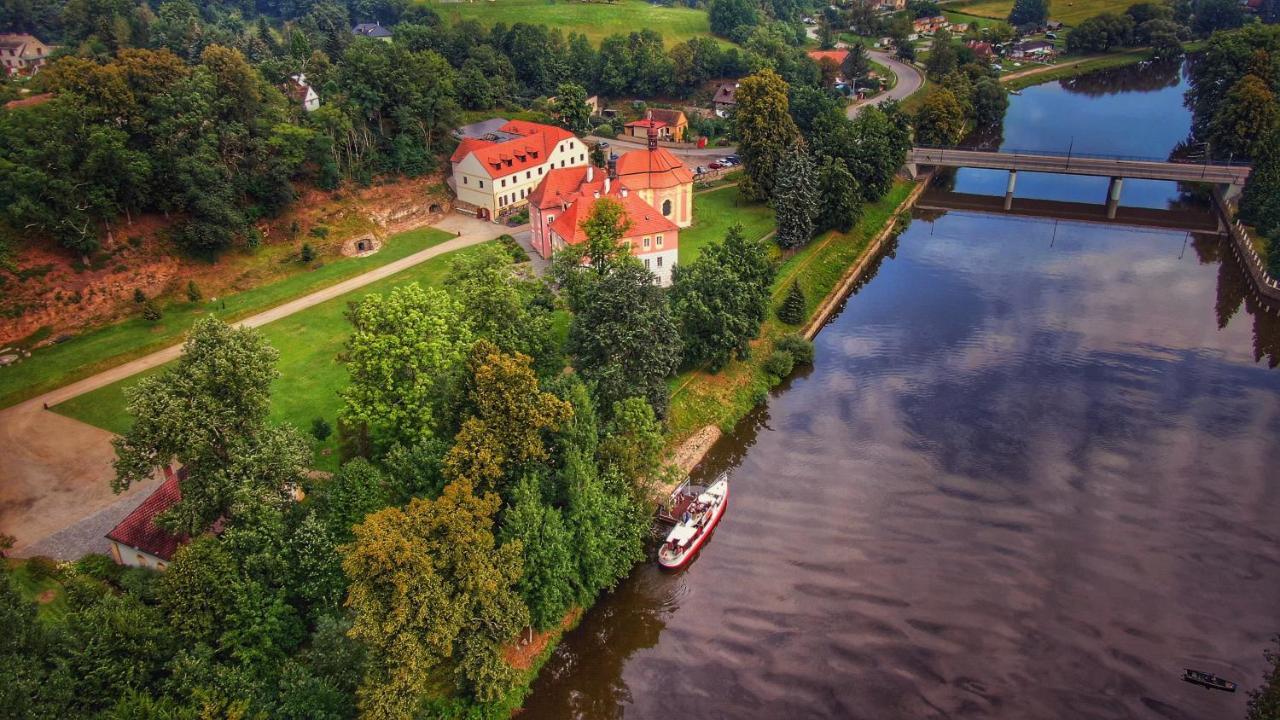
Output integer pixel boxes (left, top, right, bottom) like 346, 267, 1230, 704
522, 60, 1280, 719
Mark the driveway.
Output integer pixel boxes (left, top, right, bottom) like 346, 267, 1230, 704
588, 134, 735, 164
0, 215, 516, 559
848, 48, 926, 118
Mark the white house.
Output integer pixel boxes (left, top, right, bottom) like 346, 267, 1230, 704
450, 119, 589, 221
286, 73, 320, 112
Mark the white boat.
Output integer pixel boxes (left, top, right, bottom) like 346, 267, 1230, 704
657, 477, 729, 569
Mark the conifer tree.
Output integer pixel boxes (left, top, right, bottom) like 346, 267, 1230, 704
779, 281, 806, 325
772, 143, 818, 249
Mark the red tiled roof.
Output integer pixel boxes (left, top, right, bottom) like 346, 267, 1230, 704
548, 191, 678, 246
529, 165, 592, 210
615, 147, 694, 190
449, 120, 575, 178
808, 50, 849, 65
106, 468, 188, 561
647, 108, 686, 126
625, 118, 669, 129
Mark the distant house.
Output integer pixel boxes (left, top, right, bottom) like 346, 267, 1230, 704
1046, 20, 1064, 30
966, 40, 995, 60
106, 467, 192, 570
1010, 40, 1056, 58
450, 119, 588, 221
624, 108, 688, 142
712, 82, 737, 118
352, 22, 393, 40
0, 33, 54, 76
285, 73, 320, 112
912, 15, 950, 34
878, 0, 908, 11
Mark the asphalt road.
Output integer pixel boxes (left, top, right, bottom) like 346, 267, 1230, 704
848, 48, 926, 118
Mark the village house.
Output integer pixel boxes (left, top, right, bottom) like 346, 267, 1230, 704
284, 73, 320, 112
713, 82, 737, 118
0, 33, 53, 76
912, 15, 950, 34
352, 22, 393, 40
450, 119, 589, 221
1010, 39, 1056, 59
527, 121, 693, 286
623, 108, 688, 142
106, 467, 195, 570
879, 0, 908, 11
966, 40, 995, 61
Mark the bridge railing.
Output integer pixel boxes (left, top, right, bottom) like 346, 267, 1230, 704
912, 144, 1251, 168
1230, 220, 1280, 296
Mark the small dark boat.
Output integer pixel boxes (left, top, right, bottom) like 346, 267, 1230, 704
1183, 669, 1238, 692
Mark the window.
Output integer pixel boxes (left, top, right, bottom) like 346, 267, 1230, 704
569, 141, 575, 149
479, 180, 485, 188
547, 214, 555, 225
463, 176, 469, 185
622, 240, 631, 249
644, 258, 651, 269
136, 554, 145, 565
156, 562, 166, 571
662, 199, 672, 216
526, 171, 532, 179
501, 179, 507, 187
539, 167, 544, 175
656, 234, 664, 247
643, 236, 650, 249
657, 256, 663, 267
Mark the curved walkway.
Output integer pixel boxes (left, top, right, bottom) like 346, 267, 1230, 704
847, 49, 926, 118
0, 215, 516, 558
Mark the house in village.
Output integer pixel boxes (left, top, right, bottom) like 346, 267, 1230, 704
0, 33, 54, 76
284, 73, 320, 112
352, 22, 393, 40
879, 0, 908, 11
623, 108, 688, 142
106, 467, 197, 570
966, 40, 995, 61
912, 15, 951, 34
1009, 39, 1056, 59
713, 82, 737, 118
450, 119, 589, 221
527, 120, 693, 286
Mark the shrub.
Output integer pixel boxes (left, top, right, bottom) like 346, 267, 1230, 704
309, 225, 330, 238
75, 553, 123, 583
762, 349, 795, 380
186, 280, 202, 302
776, 333, 814, 365
117, 566, 160, 602
497, 234, 527, 262
142, 301, 162, 322
133, 288, 146, 304
24, 556, 61, 582
300, 243, 316, 263
63, 574, 108, 610
311, 417, 333, 441
778, 280, 806, 324
246, 228, 264, 249
594, 123, 615, 137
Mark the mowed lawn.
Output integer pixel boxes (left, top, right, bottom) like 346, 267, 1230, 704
950, 0, 1136, 25
0, 228, 456, 410
56, 240, 490, 472
681, 185, 775, 265
430, 0, 713, 45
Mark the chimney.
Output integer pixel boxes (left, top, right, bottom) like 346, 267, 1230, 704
646, 109, 658, 151
586, 165, 594, 182
604, 177, 611, 194
608, 153, 618, 180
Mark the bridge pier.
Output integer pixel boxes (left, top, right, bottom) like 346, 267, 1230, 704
1106, 176, 1124, 220
1004, 170, 1017, 210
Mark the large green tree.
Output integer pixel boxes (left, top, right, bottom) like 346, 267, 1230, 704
773, 142, 819, 249
735, 68, 801, 201
1008, 0, 1049, 26
500, 476, 577, 631
815, 155, 863, 233
672, 223, 775, 369
913, 88, 968, 146
445, 243, 555, 372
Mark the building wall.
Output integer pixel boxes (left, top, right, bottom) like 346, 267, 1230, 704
109, 542, 169, 571
623, 230, 679, 287
634, 183, 693, 229
453, 137, 589, 220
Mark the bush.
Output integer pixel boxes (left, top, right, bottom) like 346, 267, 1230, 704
778, 280, 806, 324
75, 553, 123, 583
117, 566, 160, 602
594, 123, 615, 138
133, 288, 146, 304
142, 301, 162, 322
24, 555, 61, 582
497, 234, 527, 262
186, 280, 202, 303
63, 574, 109, 610
246, 228, 264, 249
301, 243, 316, 263
762, 349, 795, 380
309, 226, 330, 239
311, 417, 333, 442
775, 333, 814, 365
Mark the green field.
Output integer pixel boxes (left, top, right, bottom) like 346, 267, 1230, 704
57, 238, 484, 471
0, 228, 456, 410
430, 0, 714, 45
681, 185, 776, 264
950, 0, 1134, 26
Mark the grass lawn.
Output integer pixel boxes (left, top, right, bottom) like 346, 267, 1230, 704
680, 185, 775, 265
56, 240, 492, 472
666, 180, 915, 440
949, 0, 1133, 26
429, 0, 715, 46
6, 559, 70, 625
0, 228, 456, 411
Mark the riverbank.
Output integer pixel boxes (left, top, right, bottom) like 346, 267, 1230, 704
1001, 41, 1206, 91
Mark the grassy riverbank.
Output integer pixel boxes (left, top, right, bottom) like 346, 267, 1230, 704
666, 180, 916, 442
1002, 41, 1206, 91
0, 227, 457, 410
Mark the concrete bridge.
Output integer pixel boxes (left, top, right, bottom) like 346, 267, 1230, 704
906, 147, 1252, 219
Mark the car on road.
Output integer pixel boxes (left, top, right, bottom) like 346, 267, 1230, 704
708, 161, 724, 170
696, 165, 707, 175
725, 154, 740, 164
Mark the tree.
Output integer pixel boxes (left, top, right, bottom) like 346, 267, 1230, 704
339, 282, 473, 453
568, 262, 683, 418
1008, 0, 1049, 26
972, 77, 1009, 128
773, 142, 819, 249
926, 28, 958, 78
709, 0, 759, 42
443, 340, 572, 496
579, 197, 632, 273
778, 280, 807, 324
1209, 74, 1278, 159
59, 594, 175, 713
342, 480, 528, 715
444, 244, 555, 371
158, 536, 239, 646
311, 458, 391, 541
914, 88, 968, 146
597, 397, 666, 493
551, 82, 592, 135
1192, 0, 1245, 35
562, 449, 648, 602
671, 223, 775, 368
500, 476, 576, 630
1066, 13, 1135, 53
1251, 637, 1280, 720
843, 43, 871, 83
735, 69, 801, 201
112, 318, 307, 535
815, 155, 863, 233
896, 40, 917, 63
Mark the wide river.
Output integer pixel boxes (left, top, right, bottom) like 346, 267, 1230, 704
523, 60, 1280, 719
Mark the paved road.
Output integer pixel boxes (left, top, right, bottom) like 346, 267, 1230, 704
907, 147, 1251, 184
847, 48, 926, 118
0, 214, 516, 558
587, 134, 735, 163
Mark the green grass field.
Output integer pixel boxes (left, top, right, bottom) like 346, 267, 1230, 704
680, 186, 776, 265
57, 238, 485, 472
429, 0, 714, 45
949, 0, 1134, 26
0, 228, 456, 411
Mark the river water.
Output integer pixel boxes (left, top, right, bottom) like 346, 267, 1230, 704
522, 61, 1280, 719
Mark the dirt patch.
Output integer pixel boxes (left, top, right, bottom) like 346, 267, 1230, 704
670, 425, 722, 476
35, 588, 57, 604
502, 607, 583, 671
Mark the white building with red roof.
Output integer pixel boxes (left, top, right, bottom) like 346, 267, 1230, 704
105, 467, 190, 570
527, 118, 691, 286
450, 119, 590, 221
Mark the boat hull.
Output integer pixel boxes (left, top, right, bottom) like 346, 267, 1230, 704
658, 481, 729, 570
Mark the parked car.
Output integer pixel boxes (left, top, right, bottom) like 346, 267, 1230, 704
725, 154, 740, 164
708, 161, 724, 170
1045, 32, 1057, 39
696, 165, 707, 175
597, 141, 609, 150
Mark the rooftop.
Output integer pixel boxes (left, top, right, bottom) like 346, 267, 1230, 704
449, 119, 576, 179
106, 468, 188, 561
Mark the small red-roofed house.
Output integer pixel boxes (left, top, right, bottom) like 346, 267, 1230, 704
106, 467, 191, 570
449, 118, 589, 220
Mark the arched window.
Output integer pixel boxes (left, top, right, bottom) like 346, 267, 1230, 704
662, 199, 672, 216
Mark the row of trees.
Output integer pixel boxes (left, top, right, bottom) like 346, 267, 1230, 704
1187, 24, 1280, 275
915, 59, 1010, 146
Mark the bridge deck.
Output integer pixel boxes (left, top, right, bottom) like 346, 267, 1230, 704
909, 148, 1250, 185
